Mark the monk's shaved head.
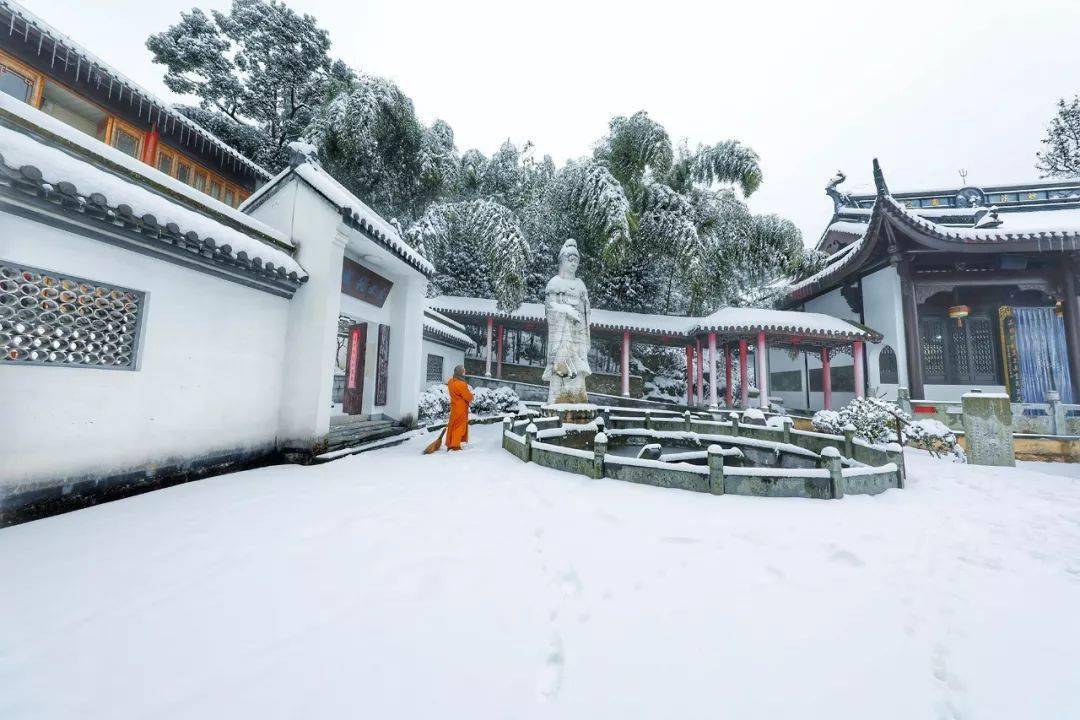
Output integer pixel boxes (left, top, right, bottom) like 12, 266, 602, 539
454, 364, 466, 378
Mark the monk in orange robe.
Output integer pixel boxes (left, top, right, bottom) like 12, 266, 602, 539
445, 365, 473, 451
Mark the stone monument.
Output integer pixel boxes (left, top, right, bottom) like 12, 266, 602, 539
961, 391, 1015, 466
542, 239, 596, 420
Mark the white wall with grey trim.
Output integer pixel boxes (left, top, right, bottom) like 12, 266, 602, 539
1, 212, 289, 492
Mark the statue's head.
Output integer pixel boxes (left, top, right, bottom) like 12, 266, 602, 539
558, 239, 580, 278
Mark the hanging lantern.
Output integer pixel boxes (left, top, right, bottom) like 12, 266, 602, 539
788, 336, 800, 360
1054, 299, 1064, 318
947, 304, 970, 326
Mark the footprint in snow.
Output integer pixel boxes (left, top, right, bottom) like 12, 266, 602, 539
829, 549, 865, 567
537, 633, 564, 700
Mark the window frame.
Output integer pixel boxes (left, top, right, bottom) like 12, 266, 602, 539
0, 49, 44, 107
105, 117, 145, 159
918, 311, 1001, 386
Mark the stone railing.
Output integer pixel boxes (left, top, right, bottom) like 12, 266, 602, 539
502, 414, 903, 501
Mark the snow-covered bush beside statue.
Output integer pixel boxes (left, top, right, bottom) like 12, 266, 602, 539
418, 384, 520, 422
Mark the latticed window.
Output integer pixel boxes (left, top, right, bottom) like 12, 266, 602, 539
919, 312, 999, 385
919, 317, 946, 383
426, 353, 444, 383
1, 261, 144, 370
879, 345, 899, 384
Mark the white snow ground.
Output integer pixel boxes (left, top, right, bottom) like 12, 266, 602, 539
2, 424, 1078, 719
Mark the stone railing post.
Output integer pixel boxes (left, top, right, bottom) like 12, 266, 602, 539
502, 416, 512, 450
778, 415, 792, 444
729, 412, 741, 437
684, 410, 692, 432
644, 409, 653, 431
842, 423, 856, 459
821, 446, 844, 499
593, 432, 608, 479
961, 391, 1015, 467
525, 423, 537, 463
707, 444, 726, 495
884, 441, 905, 488
897, 387, 912, 416
1047, 390, 1063, 436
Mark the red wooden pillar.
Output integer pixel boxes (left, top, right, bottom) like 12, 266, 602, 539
484, 316, 494, 376
142, 123, 160, 167
685, 344, 694, 406
708, 332, 718, 407
738, 339, 749, 408
756, 331, 769, 409
821, 347, 832, 410
853, 340, 865, 398
621, 331, 631, 396
496, 325, 505, 379
724, 344, 733, 407
696, 337, 704, 406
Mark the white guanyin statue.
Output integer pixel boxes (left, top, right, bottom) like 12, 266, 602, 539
543, 239, 591, 404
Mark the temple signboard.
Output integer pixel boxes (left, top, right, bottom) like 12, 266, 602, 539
342, 258, 393, 307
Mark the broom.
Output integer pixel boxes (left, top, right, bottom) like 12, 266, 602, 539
423, 428, 446, 454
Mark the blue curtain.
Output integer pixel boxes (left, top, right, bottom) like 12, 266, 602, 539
1013, 307, 1074, 403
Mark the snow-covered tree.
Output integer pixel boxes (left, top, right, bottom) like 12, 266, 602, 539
1037, 95, 1080, 177
147, 0, 342, 169
407, 200, 530, 311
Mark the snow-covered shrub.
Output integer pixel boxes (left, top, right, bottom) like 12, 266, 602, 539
812, 398, 909, 444
418, 384, 451, 422
471, 386, 521, 416
811, 409, 844, 435
766, 415, 793, 430
906, 419, 966, 463
418, 384, 521, 422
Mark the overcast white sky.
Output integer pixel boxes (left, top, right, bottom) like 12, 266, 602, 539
21, 0, 1080, 243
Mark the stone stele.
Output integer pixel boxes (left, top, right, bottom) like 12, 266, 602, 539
961, 391, 1015, 467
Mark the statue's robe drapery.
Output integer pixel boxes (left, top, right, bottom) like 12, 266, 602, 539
446, 376, 473, 450
543, 275, 591, 402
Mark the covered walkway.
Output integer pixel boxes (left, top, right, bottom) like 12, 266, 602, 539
427, 296, 881, 410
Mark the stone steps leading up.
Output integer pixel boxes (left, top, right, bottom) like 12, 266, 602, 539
325, 423, 406, 453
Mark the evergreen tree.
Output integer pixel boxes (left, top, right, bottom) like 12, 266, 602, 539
1037, 95, 1080, 177
147, 0, 342, 169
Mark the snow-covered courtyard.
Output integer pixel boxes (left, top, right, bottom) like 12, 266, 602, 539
2, 423, 1079, 719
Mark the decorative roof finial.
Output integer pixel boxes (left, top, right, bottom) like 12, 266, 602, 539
872, 158, 889, 197
287, 141, 321, 168
825, 170, 855, 211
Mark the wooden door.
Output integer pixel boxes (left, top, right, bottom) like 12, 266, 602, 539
343, 324, 367, 415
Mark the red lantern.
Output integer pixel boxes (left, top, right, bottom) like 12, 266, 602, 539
948, 304, 970, 327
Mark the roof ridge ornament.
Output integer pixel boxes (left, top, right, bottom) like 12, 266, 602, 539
287, 141, 321, 169
872, 158, 890, 197
825, 170, 856, 211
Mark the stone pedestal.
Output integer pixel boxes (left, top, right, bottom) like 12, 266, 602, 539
961, 391, 1015, 467
542, 403, 599, 425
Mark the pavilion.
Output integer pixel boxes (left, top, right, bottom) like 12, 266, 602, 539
426, 296, 881, 410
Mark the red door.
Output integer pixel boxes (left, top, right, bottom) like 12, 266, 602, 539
343, 324, 367, 415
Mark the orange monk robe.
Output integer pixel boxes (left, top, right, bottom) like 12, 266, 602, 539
446, 376, 473, 450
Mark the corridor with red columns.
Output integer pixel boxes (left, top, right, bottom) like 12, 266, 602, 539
427, 297, 881, 411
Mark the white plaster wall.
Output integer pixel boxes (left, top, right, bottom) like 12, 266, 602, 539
422, 339, 465, 388
1, 213, 288, 490
861, 265, 908, 400
768, 346, 807, 411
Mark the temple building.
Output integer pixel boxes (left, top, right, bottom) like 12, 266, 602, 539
772, 161, 1080, 408
0, 1, 266, 207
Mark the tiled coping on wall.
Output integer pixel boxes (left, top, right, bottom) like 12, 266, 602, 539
502, 415, 904, 500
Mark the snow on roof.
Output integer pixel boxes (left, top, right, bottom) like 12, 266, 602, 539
242, 159, 435, 276
887, 196, 1080, 243
426, 296, 876, 341
424, 307, 468, 333
787, 239, 863, 298
0, 94, 292, 250
0, 0, 271, 180
989, 207, 1080, 233
423, 315, 475, 348
0, 122, 304, 277
826, 220, 870, 236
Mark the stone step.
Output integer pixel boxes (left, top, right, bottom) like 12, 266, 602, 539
325, 425, 406, 452
314, 429, 415, 463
